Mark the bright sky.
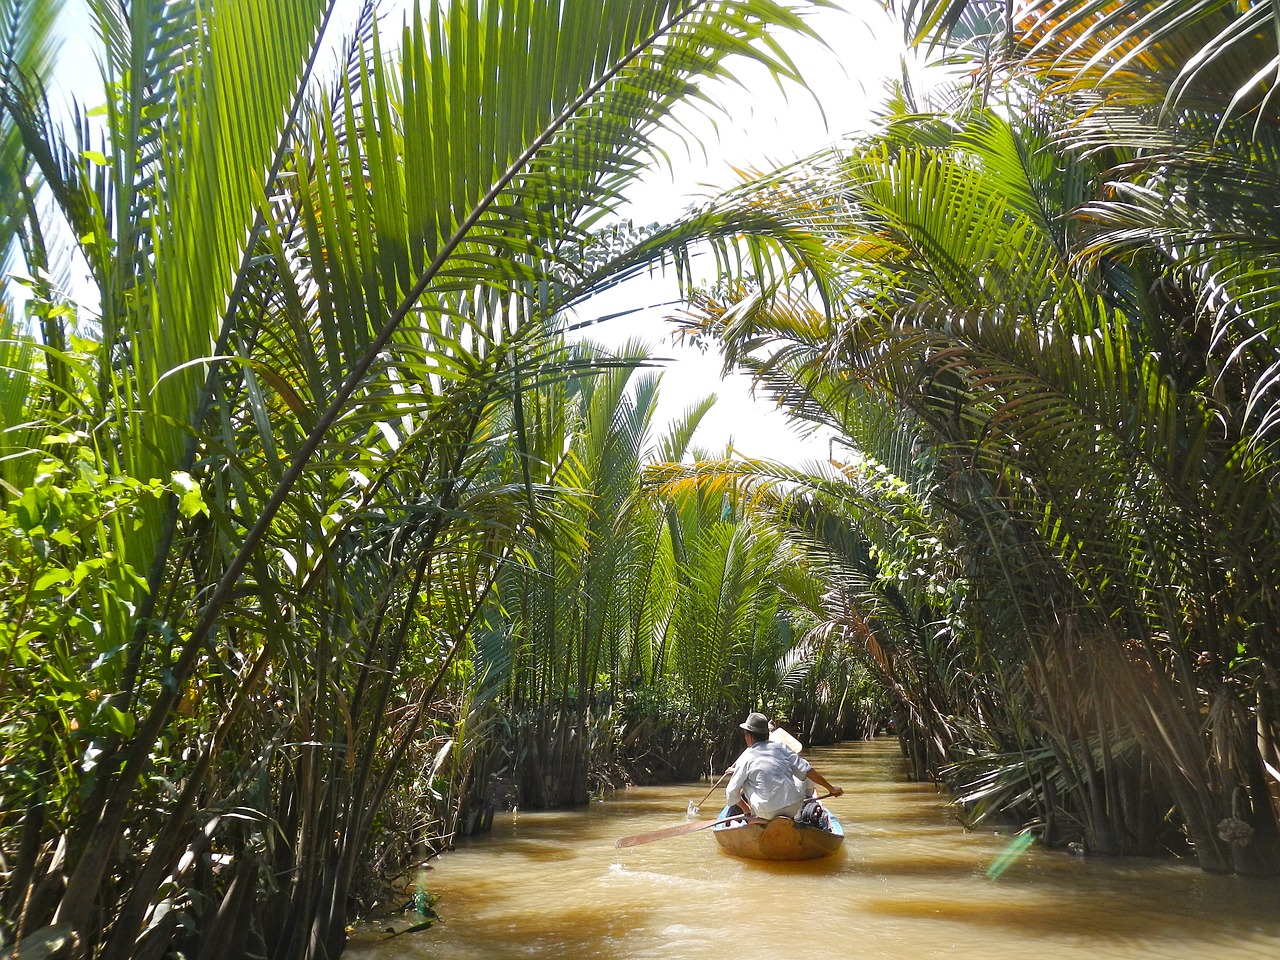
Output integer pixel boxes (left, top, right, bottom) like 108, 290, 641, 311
575, 2, 910, 464
50, 0, 912, 465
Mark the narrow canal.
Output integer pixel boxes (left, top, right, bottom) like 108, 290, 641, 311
348, 740, 1280, 959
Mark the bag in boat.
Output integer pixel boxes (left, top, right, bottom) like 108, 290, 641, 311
795, 798, 829, 830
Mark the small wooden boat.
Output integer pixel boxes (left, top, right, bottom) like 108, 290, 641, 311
713, 804, 845, 861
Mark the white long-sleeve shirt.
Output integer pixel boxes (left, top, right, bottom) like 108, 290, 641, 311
726, 740, 813, 819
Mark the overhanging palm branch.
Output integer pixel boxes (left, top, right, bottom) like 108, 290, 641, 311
1, 1, 842, 954
891, 0, 1280, 122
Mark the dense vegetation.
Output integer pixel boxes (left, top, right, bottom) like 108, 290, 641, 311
670, 0, 1280, 874
0, 1, 874, 957
1, 0, 1278, 958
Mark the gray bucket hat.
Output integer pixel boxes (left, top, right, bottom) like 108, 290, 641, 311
739, 712, 770, 737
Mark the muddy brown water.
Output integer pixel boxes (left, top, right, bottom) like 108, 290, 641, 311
347, 739, 1280, 959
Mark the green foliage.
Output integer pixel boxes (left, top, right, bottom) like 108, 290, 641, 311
1, 1, 845, 955
463, 339, 878, 808
680, 55, 1280, 872
0, 446, 179, 827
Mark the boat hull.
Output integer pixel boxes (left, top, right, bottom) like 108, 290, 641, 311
713, 805, 844, 861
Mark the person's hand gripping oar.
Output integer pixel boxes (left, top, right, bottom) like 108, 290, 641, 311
686, 768, 730, 817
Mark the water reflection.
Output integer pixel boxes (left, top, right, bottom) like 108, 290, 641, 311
348, 740, 1280, 960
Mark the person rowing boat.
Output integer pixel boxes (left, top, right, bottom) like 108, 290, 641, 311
613, 712, 844, 854
725, 712, 843, 821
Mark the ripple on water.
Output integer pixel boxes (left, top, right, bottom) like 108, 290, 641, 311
604, 862, 708, 890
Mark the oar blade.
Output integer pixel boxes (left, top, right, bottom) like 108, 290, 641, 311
615, 820, 706, 849
615, 813, 737, 849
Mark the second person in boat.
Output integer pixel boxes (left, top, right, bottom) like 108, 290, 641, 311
725, 711, 843, 820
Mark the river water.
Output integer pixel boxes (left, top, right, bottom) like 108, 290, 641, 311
348, 739, 1280, 959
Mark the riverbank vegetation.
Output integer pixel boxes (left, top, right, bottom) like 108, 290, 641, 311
667, 0, 1280, 874
2, 0, 1279, 957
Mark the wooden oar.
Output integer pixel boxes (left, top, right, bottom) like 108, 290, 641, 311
688, 770, 729, 815
615, 811, 751, 849
616, 792, 839, 850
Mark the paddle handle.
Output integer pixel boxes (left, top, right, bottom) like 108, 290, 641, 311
694, 769, 730, 809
